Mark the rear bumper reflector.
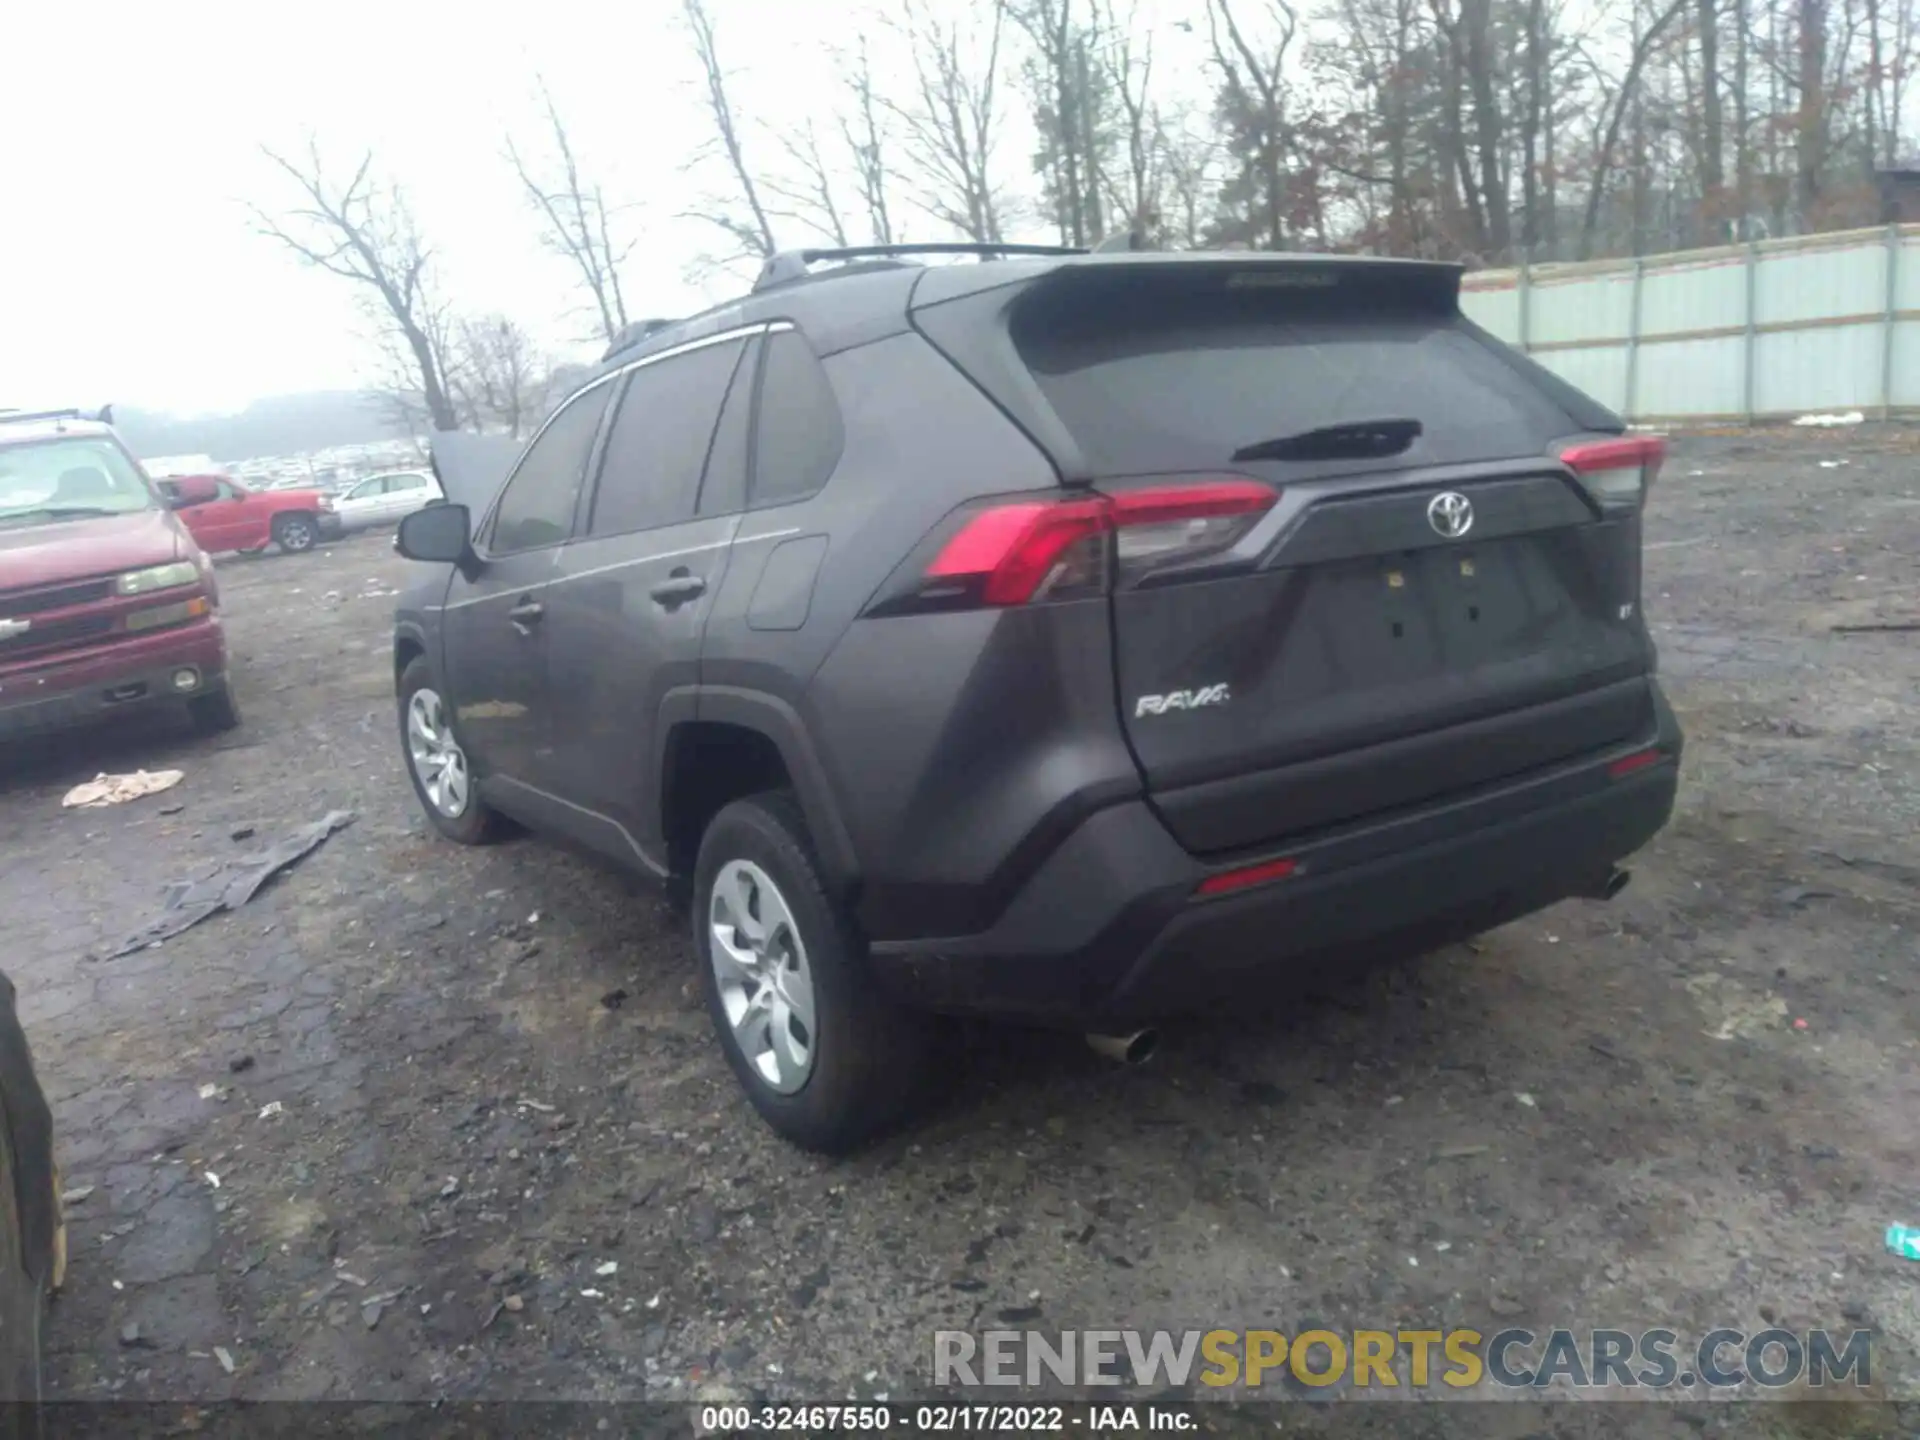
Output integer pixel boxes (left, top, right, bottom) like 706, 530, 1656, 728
1195, 856, 1298, 898
1607, 747, 1665, 779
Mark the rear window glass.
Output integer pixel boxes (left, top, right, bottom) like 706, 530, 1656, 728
1012, 287, 1582, 475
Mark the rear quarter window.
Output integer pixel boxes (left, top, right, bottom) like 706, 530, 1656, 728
749, 331, 843, 508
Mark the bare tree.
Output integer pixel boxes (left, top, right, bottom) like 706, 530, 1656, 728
449, 316, 550, 439
682, 0, 780, 262
763, 121, 853, 246
839, 39, 899, 244
1099, 0, 1162, 241
253, 141, 458, 431
1578, 0, 1694, 255
885, 0, 1012, 241
507, 81, 633, 346
1207, 0, 1301, 249
1015, 0, 1116, 245
1156, 108, 1221, 247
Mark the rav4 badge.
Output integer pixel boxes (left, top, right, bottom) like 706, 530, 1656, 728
1135, 684, 1231, 717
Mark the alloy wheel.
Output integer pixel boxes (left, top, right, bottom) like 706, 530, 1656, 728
708, 859, 817, 1094
406, 687, 470, 818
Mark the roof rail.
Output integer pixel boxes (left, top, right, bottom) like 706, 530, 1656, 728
601, 318, 680, 363
752, 242, 1088, 293
0, 405, 114, 427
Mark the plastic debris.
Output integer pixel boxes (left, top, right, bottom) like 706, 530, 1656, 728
214, 1346, 235, 1374
1515, 1092, 1537, 1108
1792, 410, 1865, 427
198, 1083, 220, 1100
61, 1184, 94, 1205
104, 811, 355, 959
1887, 1224, 1920, 1261
62, 770, 184, 809
258, 1101, 284, 1120
595, 1261, 619, 1277
204, 1172, 221, 1190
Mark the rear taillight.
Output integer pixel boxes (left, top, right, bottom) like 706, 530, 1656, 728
877, 479, 1278, 614
1558, 435, 1665, 512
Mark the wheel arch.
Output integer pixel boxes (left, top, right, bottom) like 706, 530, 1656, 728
656, 687, 860, 899
393, 623, 431, 690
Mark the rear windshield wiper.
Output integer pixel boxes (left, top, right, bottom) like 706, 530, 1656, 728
1231, 418, 1423, 463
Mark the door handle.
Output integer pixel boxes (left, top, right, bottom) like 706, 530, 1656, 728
649, 572, 707, 606
508, 597, 544, 631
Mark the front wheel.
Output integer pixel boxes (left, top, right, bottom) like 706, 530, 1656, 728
272, 513, 319, 553
398, 657, 505, 845
694, 791, 933, 1153
186, 682, 241, 735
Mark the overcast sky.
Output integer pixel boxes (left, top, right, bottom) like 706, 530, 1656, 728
2, 0, 1210, 418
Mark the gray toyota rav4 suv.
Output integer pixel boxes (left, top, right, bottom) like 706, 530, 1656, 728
392, 242, 1682, 1152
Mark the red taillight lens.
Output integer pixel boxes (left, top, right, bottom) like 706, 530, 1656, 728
924, 498, 1110, 606
904, 479, 1278, 612
1558, 435, 1666, 511
1195, 856, 1298, 897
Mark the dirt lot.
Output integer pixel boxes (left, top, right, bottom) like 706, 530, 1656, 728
5, 433, 1917, 1425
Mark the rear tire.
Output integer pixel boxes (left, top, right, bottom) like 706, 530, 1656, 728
187, 682, 241, 735
694, 791, 933, 1153
272, 513, 319, 553
398, 656, 505, 845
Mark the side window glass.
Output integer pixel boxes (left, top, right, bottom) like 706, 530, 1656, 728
698, 336, 760, 517
489, 380, 613, 553
750, 331, 843, 508
587, 338, 747, 539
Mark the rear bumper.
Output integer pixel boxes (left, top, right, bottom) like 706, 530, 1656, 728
0, 619, 228, 739
868, 687, 1682, 1026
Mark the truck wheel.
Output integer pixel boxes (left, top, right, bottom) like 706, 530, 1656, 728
399, 657, 506, 845
272, 513, 319, 553
187, 682, 241, 735
694, 791, 933, 1153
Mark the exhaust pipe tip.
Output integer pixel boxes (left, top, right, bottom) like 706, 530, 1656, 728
1579, 866, 1632, 901
1087, 1029, 1159, 1066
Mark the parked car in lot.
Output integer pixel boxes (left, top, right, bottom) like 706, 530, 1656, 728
0, 966, 59, 1406
390, 243, 1682, 1152
328, 469, 443, 534
1, 409, 240, 740
157, 473, 334, 555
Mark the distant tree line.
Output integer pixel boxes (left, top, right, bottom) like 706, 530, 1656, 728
254, 0, 1920, 439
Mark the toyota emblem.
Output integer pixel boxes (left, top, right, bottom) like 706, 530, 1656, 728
1427, 491, 1473, 539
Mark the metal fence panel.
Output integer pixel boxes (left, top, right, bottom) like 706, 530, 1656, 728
1461, 223, 1920, 423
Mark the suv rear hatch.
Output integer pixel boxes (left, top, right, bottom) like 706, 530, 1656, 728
911, 256, 1660, 854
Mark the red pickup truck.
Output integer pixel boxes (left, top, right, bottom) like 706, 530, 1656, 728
0, 408, 240, 740
158, 473, 336, 555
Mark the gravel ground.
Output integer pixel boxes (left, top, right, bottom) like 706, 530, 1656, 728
4, 433, 1917, 1429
